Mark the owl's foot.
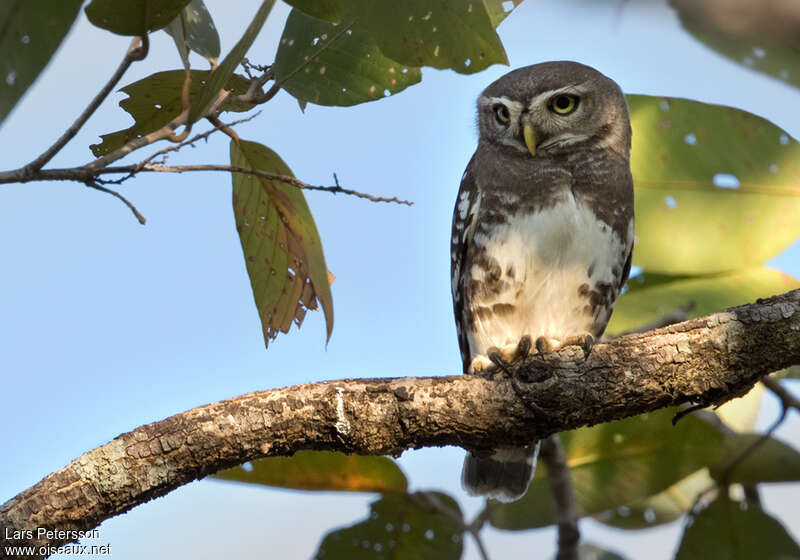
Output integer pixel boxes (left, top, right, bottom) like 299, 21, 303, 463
534, 334, 594, 358
488, 348, 548, 417
562, 333, 595, 358
535, 336, 558, 354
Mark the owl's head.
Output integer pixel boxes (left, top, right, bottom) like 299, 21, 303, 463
476, 61, 631, 159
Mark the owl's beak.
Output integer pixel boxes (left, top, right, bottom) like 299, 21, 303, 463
523, 122, 538, 156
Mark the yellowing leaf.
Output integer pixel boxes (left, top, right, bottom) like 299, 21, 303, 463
628, 95, 800, 274
214, 451, 407, 493
230, 139, 333, 346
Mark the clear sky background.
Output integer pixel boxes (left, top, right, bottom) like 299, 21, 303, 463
2, 1, 799, 559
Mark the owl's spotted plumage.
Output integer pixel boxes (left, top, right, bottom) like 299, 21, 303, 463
452, 61, 634, 502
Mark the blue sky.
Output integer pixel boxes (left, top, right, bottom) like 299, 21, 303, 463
2, 1, 799, 558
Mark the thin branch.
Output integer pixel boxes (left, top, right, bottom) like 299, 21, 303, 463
762, 375, 800, 412
139, 113, 261, 168
716, 403, 788, 485
23, 36, 149, 174
2, 289, 800, 557
100, 164, 414, 205
541, 435, 580, 560
85, 182, 146, 225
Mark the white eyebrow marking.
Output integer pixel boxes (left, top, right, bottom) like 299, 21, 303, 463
478, 95, 525, 112
527, 84, 589, 111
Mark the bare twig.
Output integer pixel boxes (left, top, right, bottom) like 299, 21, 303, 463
139, 113, 260, 168
541, 435, 580, 560
716, 404, 787, 485
23, 36, 149, 174
85, 182, 146, 225
100, 164, 414, 205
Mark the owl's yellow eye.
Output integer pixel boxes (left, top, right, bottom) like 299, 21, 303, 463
493, 104, 510, 125
549, 94, 579, 115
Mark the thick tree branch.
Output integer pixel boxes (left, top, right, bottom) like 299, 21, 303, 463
2, 289, 800, 558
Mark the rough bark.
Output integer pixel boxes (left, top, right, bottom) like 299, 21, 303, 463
2, 289, 800, 559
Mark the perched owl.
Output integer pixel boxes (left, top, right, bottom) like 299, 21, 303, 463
451, 61, 634, 502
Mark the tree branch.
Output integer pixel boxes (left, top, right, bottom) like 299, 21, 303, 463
2, 289, 800, 558
22, 37, 149, 174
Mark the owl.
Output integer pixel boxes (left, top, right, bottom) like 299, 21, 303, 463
451, 61, 634, 502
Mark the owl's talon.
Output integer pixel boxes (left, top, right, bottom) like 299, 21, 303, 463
563, 333, 595, 358
516, 335, 532, 361
535, 336, 555, 354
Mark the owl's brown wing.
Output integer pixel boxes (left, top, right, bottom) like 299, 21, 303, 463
451, 155, 480, 374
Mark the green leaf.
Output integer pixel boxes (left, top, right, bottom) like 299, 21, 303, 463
85, 0, 191, 35
628, 94, 800, 274
594, 468, 713, 530
274, 10, 422, 107
675, 495, 800, 560
164, 0, 221, 63
712, 433, 800, 485
284, 0, 510, 74
0, 0, 83, 126
189, 0, 273, 122
90, 70, 252, 157
314, 492, 463, 559
669, 0, 800, 92
483, 0, 524, 27
608, 267, 800, 335
488, 408, 725, 530
214, 451, 407, 493
230, 139, 334, 346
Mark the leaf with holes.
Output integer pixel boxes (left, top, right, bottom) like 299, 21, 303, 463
608, 267, 800, 335
483, 0, 524, 27
214, 451, 407, 492
85, 0, 191, 35
275, 10, 421, 107
284, 0, 513, 74
670, 0, 800, 92
230, 139, 333, 346
0, 0, 83, 126
90, 70, 252, 157
488, 408, 725, 530
675, 495, 800, 560
314, 492, 463, 559
628, 94, 800, 274
164, 0, 220, 64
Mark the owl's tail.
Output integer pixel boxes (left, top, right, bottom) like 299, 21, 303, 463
461, 442, 540, 503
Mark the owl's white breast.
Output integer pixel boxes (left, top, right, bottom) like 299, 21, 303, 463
467, 190, 631, 358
